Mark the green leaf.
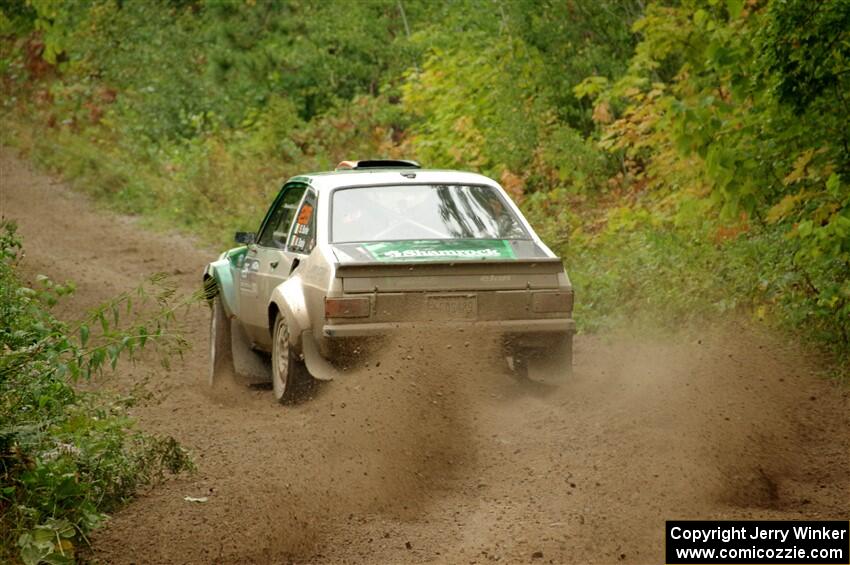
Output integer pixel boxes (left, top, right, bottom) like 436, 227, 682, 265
31, 527, 54, 545
826, 173, 841, 197
19, 543, 43, 565
108, 345, 120, 370
726, 0, 744, 18
91, 348, 106, 370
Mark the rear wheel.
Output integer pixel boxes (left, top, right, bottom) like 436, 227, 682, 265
271, 314, 302, 403
208, 295, 232, 386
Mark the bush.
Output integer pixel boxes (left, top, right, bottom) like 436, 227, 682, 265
0, 222, 194, 564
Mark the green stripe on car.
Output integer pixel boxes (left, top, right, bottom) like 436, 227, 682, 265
362, 240, 516, 262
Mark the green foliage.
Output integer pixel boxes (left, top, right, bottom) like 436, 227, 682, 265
400, 0, 637, 194
760, 0, 850, 116
401, 37, 547, 175
1, 0, 848, 362
60, 0, 214, 141
207, 0, 414, 122
578, 0, 850, 354
0, 223, 194, 563
0, 0, 35, 36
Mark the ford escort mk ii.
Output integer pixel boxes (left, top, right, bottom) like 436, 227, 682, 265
203, 160, 575, 402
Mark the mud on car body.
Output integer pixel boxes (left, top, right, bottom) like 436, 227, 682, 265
203, 160, 575, 402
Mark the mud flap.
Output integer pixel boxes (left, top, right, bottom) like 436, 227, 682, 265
525, 352, 572, 384
301, 333, 342, 381
230, 320, 271, 383
520, 334, 573, 384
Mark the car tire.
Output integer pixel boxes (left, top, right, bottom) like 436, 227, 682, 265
271, 313, 303, 403
208, 294, 232, 386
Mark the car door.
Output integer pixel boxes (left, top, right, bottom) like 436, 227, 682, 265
253, 189, 318, 337
239, 183, 307, 342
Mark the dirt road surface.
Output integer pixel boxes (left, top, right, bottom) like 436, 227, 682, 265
2, 149, 848, 564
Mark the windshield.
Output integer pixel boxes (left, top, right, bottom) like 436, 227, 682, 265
331, 184, 528, 243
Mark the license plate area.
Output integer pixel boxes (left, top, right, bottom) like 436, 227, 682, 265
425, 294, 477, 320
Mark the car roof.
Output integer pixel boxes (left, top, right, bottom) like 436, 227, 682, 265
286, 169, 501, 192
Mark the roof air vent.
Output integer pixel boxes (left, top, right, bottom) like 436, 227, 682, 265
336, 159, 421, 170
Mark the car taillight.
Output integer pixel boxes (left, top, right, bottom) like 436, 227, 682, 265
325, 297, 370, 318
532, 291, 573, 313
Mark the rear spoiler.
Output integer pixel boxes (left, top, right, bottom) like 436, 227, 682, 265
334, 258, 565, 278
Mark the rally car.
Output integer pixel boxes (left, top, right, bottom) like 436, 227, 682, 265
203, 160, 575, 402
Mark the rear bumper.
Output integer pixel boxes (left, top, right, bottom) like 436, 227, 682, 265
322, 317, 576, 338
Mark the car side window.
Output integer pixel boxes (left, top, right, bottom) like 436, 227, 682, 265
288, 191, 317, 254
257, 185, 307, 248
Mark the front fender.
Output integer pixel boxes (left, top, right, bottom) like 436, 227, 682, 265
203, 246, 247, 318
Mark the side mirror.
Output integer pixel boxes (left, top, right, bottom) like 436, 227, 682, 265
235, 231, 256, 245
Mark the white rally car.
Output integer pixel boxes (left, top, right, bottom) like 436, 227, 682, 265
203, 160, 575, 402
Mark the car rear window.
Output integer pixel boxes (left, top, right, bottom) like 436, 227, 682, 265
331, 184, 528, 243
